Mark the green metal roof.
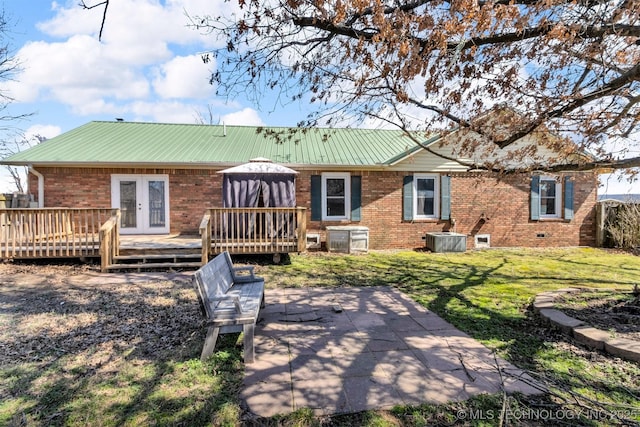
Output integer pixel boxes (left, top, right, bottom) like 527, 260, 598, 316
3, 121, 431, 167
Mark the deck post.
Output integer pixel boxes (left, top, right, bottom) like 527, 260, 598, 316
199, 211, 212, 265
297, 207, 307, 253
99, 210, 120, 272
99, 227, 111, 272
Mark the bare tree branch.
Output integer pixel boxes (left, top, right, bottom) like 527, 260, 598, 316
80, 0, 109, 41
0, 9, 37, 193
183, 0, 640, 174
493, 64, 640, 148
538, 156, 640, 173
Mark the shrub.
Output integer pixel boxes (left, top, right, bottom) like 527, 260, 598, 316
605, 201, 640, 249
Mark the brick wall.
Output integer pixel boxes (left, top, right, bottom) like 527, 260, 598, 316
446, 173, 597, 248
298, 170, 597, 250
29, 167, 223, 234
29, 167, 597, 248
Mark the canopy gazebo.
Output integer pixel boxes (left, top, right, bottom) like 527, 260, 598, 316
200, 159, 307, 262
221, 157, 298, 210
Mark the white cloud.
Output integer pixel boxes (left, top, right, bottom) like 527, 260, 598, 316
127, 100, 204, 124
152, 55, 214, 99
39, 0, 222, 55
2, 0, 234, 122
2, 0, 312, 134
25, 124, 62, 140
221, 108, 265, 126
37, 1, 105, 39
69, 98, 122, 116
7, 36, 150, 105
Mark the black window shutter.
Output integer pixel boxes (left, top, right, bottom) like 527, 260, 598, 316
311, 175, 322, 221
351, 176, 361, 221
403, 175, 413, 221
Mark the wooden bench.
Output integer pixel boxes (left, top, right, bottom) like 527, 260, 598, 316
193, 251, 265, 363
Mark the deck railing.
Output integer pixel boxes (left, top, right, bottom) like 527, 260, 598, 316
99, 210, 121, 272
199, 212, 212, 265
0, 208, 116, 259
200, 207, 307, 261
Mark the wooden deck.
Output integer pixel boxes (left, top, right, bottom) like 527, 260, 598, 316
1, 207, 307, 271
119, 234, 202, 250
0, 208, 114, 259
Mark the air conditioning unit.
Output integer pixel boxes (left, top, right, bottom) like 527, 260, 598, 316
425, 232, 467, 253
327, 226, 369, 254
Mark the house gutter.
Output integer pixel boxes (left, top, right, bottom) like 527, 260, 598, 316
28, 165, 44, 207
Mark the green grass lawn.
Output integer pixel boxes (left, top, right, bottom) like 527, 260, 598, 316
1, 248, 639, 426
261, 248, 638, 352
256, 247, 640, 425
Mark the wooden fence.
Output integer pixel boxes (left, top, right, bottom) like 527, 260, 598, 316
0, 208, 116, 259
200, 207, 307, 261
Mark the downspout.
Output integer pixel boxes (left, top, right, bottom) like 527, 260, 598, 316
27, 165, 44, 207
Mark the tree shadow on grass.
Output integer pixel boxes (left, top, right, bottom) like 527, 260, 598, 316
3, 250, 639, 426
251, 250, 640, 424
256, 249, 639, 367
0, 266, 245, 427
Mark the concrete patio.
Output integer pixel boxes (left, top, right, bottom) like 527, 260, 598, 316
241, 286, 543, 417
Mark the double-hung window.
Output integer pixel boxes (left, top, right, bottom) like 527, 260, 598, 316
322, 173, 350, 221
539, 177, 561, 218
414, 174, 439, 219
531, 175, 574, 220
310, 173, 361, 221
403, 174, 449, 221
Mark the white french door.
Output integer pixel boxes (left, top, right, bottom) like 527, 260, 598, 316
111, 174, 170, 234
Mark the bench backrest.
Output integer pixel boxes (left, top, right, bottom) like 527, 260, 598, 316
194, 252, 235, 319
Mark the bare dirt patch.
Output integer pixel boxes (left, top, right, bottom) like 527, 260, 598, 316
554, 289, 640, 342
0, 261, 201, 368
0, 261, 248, 426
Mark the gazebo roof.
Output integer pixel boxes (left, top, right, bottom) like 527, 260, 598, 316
217, 158, 299, 175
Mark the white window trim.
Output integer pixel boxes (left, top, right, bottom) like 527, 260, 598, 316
539, 176, 562, 219
321, 172, 350, 221
111, 174, 170, 234
413, 174, 439, 219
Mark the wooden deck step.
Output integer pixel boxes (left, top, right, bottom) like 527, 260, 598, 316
108, 250, 203, 272
114, 253, 200, 261
106, 261, 203, 271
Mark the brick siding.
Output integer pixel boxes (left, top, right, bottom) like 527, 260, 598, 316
29, 167, 597, 249
29, 167, 223, 234
298, 170, 596, 249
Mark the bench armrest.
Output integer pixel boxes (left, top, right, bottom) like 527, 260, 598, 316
208, 295, 242, 313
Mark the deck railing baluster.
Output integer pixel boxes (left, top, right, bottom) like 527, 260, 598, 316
1, 207, 307, 263
201, 207, 306, 257
0, 208, 114, 261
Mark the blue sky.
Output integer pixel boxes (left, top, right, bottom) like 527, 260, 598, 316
0, 0, 636, 194
2, 0, 306, 132
0, 0, 315, 192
